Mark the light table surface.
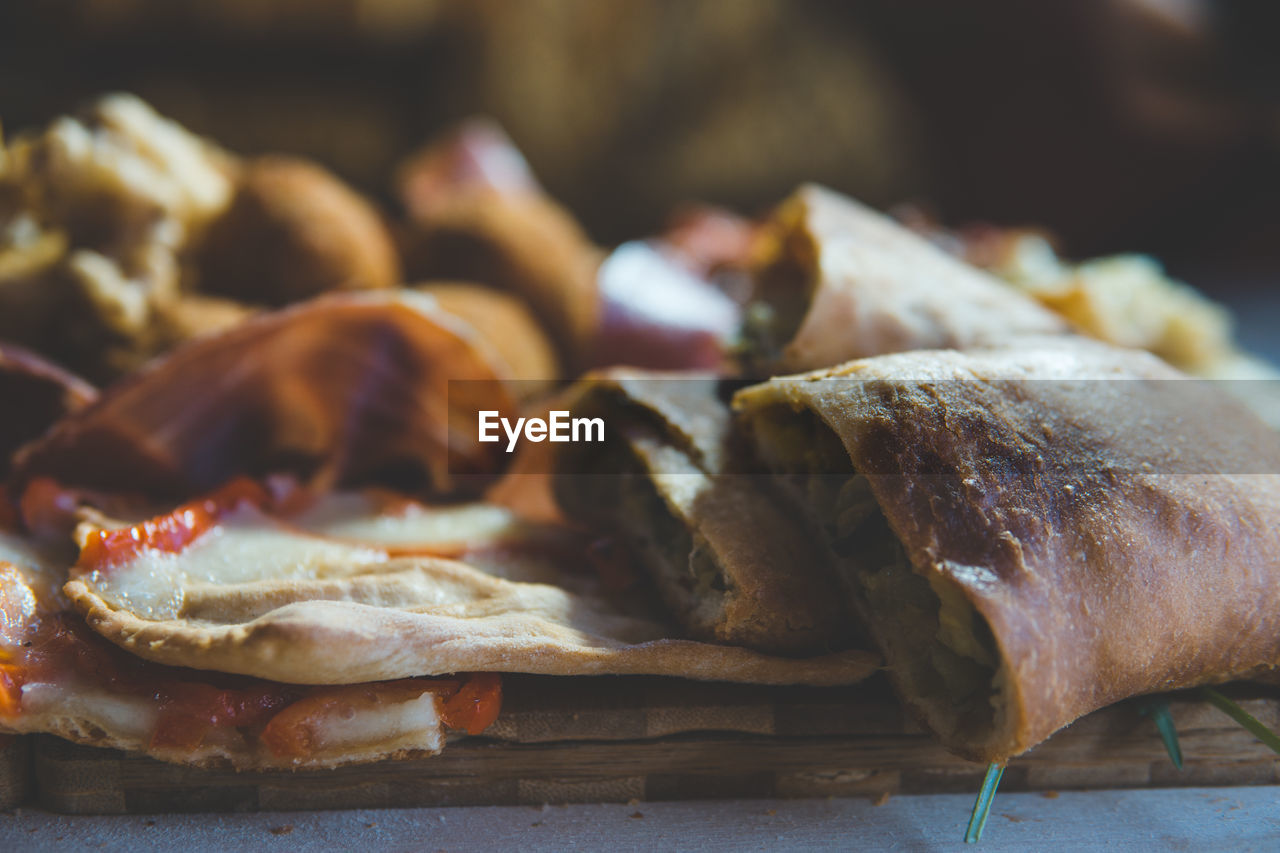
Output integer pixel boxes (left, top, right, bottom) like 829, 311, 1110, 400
3, 787, 1279, 851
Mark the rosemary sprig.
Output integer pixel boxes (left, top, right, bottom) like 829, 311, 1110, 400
956, 688, 1278, 841
964, 762, 1004, 844
1200, 687, 1280, 756
1138, 699, 1183, 769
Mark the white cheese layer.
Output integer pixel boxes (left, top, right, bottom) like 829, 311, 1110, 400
301, 691, 444, 762
292, 495, 522, 549
80, 506, 390, 620
19, 681, 158, 740
14, 680, 445, 768
77, 496, 530, 620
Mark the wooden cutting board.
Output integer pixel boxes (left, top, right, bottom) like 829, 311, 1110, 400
13, 675, 1280, 814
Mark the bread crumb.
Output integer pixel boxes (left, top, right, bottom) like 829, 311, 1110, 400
269, 825, 294, 836
766, 809, 777, 817
1042, 790, 1060, 799
873, 791, 891, 807
629, 811, 644, 819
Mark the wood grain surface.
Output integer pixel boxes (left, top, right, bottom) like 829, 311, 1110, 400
0, 736, 30, 810
18, 675, 1280, 814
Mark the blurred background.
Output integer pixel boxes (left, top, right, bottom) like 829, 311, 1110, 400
2, 0, 1277, 352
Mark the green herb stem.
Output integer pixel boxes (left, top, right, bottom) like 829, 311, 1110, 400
964, 762, 1005, 844
1200, 687, 1280, 756
1139, 699, 1183, 769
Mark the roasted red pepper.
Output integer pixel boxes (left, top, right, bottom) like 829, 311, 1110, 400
150, 681, 300, 751
260, 672, 502, 758
77, 477, 270, 572
440, 671, 502, 735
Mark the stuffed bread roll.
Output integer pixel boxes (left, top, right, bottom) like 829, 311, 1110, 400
734, 339, 1280, 762
554, 370, 860, 655
741, 184, 1068, 373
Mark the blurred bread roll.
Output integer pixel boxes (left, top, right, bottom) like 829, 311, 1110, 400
198, 155, 400, 306
416, 281, 560, 397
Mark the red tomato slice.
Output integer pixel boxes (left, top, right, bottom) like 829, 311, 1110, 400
77, 477, 270, 572
150, 682, 299, 751
260, 679, 459, 758
440, 672, 502, 735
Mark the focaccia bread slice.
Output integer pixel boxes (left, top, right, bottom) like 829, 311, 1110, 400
554, 370, 861, 655
734, 338, 1280, 762
0, 528, 496, 770
741, 184, 1069, 373
63, 483, 877, 688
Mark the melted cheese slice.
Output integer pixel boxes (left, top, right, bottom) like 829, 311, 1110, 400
79, 505, 391, 620
19, 682, 157, 741
289, 494, 584, 587
291, 494, 525, 549
76, 495, 545, 621
12, 677, 445, 769
0, 530, 58, 643
295, 691, 444, 764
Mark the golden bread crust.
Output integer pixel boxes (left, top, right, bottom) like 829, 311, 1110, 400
737, 339, 1280, 760
555, 370, 863, 654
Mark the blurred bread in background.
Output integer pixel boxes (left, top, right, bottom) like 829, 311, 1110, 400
1, 0, 1277, 327
197, 155, 400, 306
0, 0, 921, 244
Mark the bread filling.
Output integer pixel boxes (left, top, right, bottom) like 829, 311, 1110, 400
619, 458, 727, 593
751, 406, 1006, 745
738, 214, 814, 368
572, 429, 729, 638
